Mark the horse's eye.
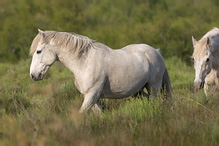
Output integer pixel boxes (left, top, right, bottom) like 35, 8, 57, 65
37, 50, 42, 54
206, 58, 209, 62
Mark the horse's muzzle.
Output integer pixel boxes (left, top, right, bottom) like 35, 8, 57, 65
194, 81, 205, 90
30, 73, 43, 81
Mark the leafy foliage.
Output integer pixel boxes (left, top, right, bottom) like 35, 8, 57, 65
0, 0, 218, 63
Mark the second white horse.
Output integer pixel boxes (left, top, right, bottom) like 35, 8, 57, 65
192, 27, 219, 95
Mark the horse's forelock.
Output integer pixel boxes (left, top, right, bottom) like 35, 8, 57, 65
29, 34, 41, 56
193, 28, 219, 58
192, 40, 208, 58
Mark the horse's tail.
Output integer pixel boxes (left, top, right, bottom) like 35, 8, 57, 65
162, 68, 172, 98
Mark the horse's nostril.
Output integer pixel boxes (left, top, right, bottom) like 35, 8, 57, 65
39, 73, 42, 77
200, 82, 205, 88
31, 74, 34, 79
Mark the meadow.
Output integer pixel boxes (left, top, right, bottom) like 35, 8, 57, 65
0, 57, 218, 145
0, 0, 219, 145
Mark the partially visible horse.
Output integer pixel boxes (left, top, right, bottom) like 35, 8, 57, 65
192, 27, 219, 95
30, 29, 171, 113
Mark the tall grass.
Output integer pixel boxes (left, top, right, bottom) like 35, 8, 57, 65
0, 57, 218, 145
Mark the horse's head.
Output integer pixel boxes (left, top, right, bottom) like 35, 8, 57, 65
192, 36, 213, 90
30, 29, 58, 81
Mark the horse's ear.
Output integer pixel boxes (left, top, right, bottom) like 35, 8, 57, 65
192, 36, 197, 46
206, 37, 210, 46
206, 37, 213, 53
38, 29, 45, 38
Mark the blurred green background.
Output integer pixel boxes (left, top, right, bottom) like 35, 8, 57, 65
0, 0, 218, 63
0, 1, 219, 145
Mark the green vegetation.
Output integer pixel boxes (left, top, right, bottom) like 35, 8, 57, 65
0, 0, 219, 63
0, 58, 218, 145
0, 0, 219, 145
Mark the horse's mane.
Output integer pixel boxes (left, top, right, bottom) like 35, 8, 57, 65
201, 27, 219, 40
30, 31, 95, 57
30, 34, 41, 56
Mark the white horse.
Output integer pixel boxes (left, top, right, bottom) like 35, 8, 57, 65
30, 29, 171, 113
192, 27, 219, 95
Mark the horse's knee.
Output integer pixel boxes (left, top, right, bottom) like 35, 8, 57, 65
80, 91, 102, 113
91, 103, 102, 114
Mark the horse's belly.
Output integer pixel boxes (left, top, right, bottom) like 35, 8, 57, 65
101, 73, 149, 99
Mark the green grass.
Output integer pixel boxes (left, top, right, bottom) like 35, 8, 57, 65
0, 57, 218, 146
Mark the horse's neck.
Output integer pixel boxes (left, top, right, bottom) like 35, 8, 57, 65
211, 40, 219, 70
57, 42, 112, 75
57, 45, 100, 78
57, 48, 85, 74
212, 56, 219, 71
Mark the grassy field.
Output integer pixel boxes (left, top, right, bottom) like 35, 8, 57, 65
0, 0, 219, 145
0, 57, 218, 146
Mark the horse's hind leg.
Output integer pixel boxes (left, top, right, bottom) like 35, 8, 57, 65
149, 81, 162, 98
134, 90, 148, 98
134, 83, 150, 100
138, 83, 160, 99
145, 83, 151, 97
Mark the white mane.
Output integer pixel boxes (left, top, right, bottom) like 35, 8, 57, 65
30, 31, 95, 58
201, 27, 219, 40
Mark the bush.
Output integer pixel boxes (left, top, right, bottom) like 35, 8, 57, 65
0, 0, 219, 63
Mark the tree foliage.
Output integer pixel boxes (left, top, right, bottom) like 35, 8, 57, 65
0, 0, 218, 63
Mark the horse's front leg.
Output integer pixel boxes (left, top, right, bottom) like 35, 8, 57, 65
79, 91, 101, 113
92, 101, 102, 114
78, 71, 106, 113
204, 83, 209, 96
79, 78, 105, 114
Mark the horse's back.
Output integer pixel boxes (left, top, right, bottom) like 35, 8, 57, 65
202, 28, 219, 50
202, 27, 219, 39
123, 44, 165, 69
122, 44, 154, 54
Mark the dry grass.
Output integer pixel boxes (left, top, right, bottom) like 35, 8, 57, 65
0, 58, 218, 146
